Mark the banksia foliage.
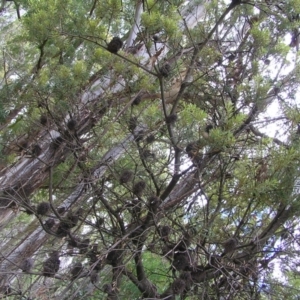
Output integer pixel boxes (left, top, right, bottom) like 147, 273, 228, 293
172, 253, 191, 271
70, 262, 83, 280
132, 95, 142, 106
67, 213, 79, 228
57, 211, 80, 236
106, 249, 123, 267
90, 270, 99, 284
95, 217, 104, 228
40, 114, 48, 126
56, 222, 70, 237
20, 258, 34, 273
180, 271, 193, 290
134, 130, 144, 142
43, 251, 60, 277
146, 134, 155, 144
44, 218, 55, 230
132, 180, 146, 196
119, 170, 133, 184
78, 238, 90, 254
103, 283, 113, 294
36, 202, 50, 215
205, 124, 213, 133
57, 207, 66, 215
67, 236, 80, 248
159, 225, 171, 240
186, 141, 202, 158
89, 248, 102, 271
51, 136, 64, 150
166, 113, 178, 124
191, 265, 205, 281
107, 37, 123, 53
32, 144, 42, 156
223, 237, 238, 254
172, 278, 186, 295
18, 140, 28, 151
148, 196, 160, 211
159, 63, 171, 77
128, 117, 138, 132
67, 119, 76, 131
0, 285, 11, 296
140, 149, 155, 160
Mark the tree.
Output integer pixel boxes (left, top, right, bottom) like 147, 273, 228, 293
0, 0, 300, 299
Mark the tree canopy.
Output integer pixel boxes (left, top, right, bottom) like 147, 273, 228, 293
1, 0, 300, 299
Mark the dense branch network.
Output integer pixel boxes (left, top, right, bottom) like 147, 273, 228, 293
0, 0, 300, 299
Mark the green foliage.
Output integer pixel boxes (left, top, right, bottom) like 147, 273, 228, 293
251, 25, 271, 49
1, 0, 300, 299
